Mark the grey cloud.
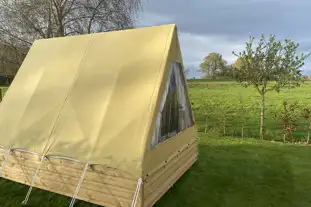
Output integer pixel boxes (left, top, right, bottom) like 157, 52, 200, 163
141, 0, 311, 39
138, 0, 311, 75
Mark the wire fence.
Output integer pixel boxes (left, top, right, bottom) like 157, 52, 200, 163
194, 110, 310, 142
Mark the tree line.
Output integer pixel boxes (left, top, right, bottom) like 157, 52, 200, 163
200, 52, 311, 81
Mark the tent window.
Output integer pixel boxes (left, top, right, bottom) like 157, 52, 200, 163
151, 62, 194, 147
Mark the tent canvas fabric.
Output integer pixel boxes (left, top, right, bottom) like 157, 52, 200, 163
0, 24, 198, 207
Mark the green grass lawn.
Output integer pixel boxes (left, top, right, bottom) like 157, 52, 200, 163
1, 134, 311, 206
157, 134, 311, 207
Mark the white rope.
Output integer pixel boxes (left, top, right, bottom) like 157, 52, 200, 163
131, 177, 143, 207
69, 162, 89, 207
0, 147, 12, 177
21, 154, 46, 205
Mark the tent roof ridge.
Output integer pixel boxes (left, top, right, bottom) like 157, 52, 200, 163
34, 24, 177, 43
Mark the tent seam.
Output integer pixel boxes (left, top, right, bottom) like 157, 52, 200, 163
43, 38, 94, 156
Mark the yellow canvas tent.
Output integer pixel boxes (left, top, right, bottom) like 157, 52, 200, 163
0, 24, 198, 207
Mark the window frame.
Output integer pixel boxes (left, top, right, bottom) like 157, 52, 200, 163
150, 61, 195, 148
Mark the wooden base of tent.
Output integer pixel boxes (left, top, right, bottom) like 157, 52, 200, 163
0, 139, 197, 207
144, 138, 198, 207
0, 148, 139, 207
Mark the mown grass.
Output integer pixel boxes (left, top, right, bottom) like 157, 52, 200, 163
156, 134, 311, 207
0, 180, 98, 207
1, 133, 311, 206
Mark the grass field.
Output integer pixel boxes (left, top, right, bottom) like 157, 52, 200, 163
1, 80, 311, 206
156, 134, 311, 207
189, 79, 311, 141
1, 133, 311, 206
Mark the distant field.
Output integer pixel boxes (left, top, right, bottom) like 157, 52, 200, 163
188, 80, 311, 141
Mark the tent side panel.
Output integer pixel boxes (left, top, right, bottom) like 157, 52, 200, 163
143, 131, 198, 207
0, 152, 142, 207
143, 127, 197, 174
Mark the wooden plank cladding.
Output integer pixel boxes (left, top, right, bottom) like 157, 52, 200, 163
0, 150, 140, 207
0, 138, 197, 206
144, 139, 198, 207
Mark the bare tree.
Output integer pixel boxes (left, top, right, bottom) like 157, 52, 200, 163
0, 0, 142, 75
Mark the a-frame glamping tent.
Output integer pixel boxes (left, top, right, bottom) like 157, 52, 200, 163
0, 24, 198, 207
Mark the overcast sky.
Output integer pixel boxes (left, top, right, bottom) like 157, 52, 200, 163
137, 0, 311, 78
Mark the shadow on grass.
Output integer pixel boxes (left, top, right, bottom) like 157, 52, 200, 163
155, 140, 311, 207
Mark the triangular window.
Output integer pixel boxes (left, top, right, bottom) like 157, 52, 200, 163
151, 62, 194, 147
